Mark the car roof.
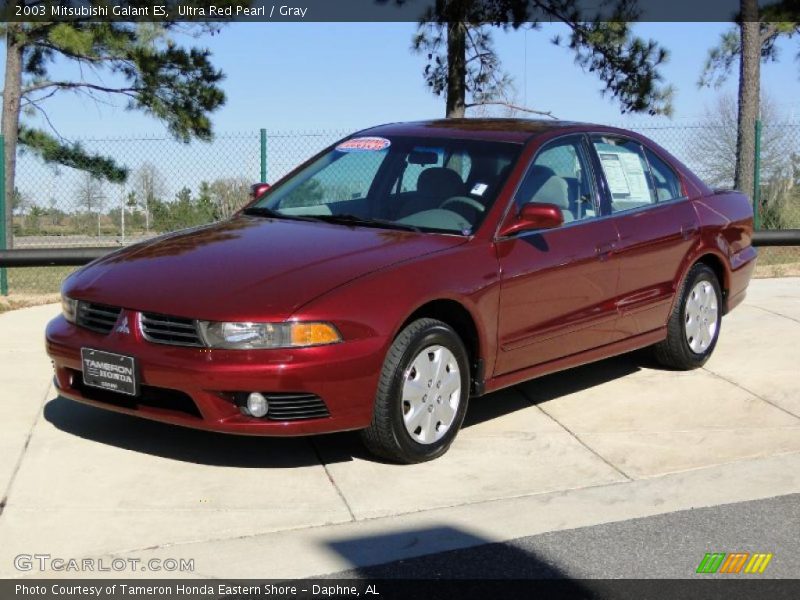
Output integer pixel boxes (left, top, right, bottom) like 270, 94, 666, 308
357, 118, 596, 144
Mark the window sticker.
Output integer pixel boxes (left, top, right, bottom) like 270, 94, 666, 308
598, 151, 650, 203
335, 137, 391, 153
471, 183, 488, 196
617, 152, 650, 200
598, 153, 629, 194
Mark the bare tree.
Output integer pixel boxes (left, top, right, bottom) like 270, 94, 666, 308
205, 178, 250, 220
690, 93, 792, 188
77, 172, 106, 236
692, 93, 798, 229
133, 163, 166, 232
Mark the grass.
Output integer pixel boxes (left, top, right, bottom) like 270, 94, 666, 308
755, 247, 800, 265
0, 267, 73, 312
5, 266, 78, 294
0, 292, 61, 313
753, 247, 800, 278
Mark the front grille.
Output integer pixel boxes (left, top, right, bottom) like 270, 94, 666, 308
265, 393, 330, 421
140, 312, 203, 347
76, 302, 122, 334
69, 369, 202, 419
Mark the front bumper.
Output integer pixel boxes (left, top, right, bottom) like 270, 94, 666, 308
45, 314, 385, 435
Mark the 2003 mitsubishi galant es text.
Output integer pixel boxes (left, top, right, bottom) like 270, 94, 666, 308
46, 119, 756, 463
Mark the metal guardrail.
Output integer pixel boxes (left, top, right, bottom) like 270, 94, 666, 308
0, 247, 110, 268
0, 230, 797, 269
752, 230, 800, 246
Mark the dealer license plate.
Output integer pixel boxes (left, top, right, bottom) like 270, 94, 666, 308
81, 348, 138, 396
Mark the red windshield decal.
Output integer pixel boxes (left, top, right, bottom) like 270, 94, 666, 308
335, 137, 391, 152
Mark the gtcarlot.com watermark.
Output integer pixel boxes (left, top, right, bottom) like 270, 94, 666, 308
14, 553, 194, 573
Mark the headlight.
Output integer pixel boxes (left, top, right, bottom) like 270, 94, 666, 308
61, 295, 78, 324
197, 321, 341, 349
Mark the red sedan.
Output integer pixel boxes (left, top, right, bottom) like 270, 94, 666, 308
46, 119, 756, 463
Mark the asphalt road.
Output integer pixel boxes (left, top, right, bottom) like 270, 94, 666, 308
329, 494, 800, 579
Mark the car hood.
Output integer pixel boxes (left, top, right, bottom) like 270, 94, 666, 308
64, 216, 467, 321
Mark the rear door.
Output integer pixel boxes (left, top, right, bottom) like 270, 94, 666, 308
589, 135, 700, 336
494, 135, 622, 376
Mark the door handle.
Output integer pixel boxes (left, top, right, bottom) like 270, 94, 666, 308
595, 241, 617, 261
681, 223, 699, 240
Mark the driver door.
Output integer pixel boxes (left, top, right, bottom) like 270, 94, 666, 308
494, 135, 622, 376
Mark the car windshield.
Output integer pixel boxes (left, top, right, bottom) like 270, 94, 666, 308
248, 135, 521, 234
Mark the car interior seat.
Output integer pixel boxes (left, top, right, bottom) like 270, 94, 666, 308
523, 165, 573, 222
413, 167, 481, 222
417, 167, 466, 203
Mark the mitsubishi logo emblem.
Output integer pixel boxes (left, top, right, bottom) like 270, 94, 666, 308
116, 315, 130, 335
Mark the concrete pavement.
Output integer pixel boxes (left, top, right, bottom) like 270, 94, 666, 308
1, 278, 799, 579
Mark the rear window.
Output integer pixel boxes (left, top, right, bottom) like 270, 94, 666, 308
644, 148, 683, 201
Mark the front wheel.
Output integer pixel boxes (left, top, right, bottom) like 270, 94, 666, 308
652, 262, 722, 370
360, 318, 470, 463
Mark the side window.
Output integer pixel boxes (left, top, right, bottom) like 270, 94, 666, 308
514, 137, 596, 223
592, 137, 656, 213
644, 148, 683, 201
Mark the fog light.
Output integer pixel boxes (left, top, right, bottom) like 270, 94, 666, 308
246, 392, 269, 418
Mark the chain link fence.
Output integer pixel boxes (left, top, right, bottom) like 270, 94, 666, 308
2, 121, 800, 295
3, 129, 349, 295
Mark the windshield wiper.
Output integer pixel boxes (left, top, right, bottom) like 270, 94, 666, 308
244, 208, 422, 232
242, 206, 280, 217
242, 206, 319, 222
311, 214, 422, 233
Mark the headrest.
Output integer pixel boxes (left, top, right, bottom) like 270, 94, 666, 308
417, 168, 464, 199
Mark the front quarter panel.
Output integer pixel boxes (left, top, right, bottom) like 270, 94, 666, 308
290, 238, 502, 394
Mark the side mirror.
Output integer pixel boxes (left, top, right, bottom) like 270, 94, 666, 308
499, 202, 564, 237
250, 182, 271, 201
234, 183, 272, 217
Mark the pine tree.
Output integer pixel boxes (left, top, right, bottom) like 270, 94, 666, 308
411, 0, 673, 119
1, 4, 229, 247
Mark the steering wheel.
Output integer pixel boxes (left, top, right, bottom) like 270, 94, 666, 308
439, 196, 486, 213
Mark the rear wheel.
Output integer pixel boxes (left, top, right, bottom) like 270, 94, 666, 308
360, 318, 470, 463
653, 263, 722, 370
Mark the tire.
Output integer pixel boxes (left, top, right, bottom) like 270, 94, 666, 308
652, 262, 722, 370
360, 318, 470, 463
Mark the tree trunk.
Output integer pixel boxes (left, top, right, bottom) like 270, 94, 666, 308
446, 21, 467, 118
734, 0, 760, 202
1, 26, 24, 250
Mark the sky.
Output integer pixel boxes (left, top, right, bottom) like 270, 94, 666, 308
8, 21, 800, 139
5, 21, 800, 207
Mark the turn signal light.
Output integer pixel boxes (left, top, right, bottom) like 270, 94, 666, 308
290, 323, 341, 347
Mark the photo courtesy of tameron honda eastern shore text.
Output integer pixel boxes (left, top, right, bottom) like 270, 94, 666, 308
46, 119, 756, 463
